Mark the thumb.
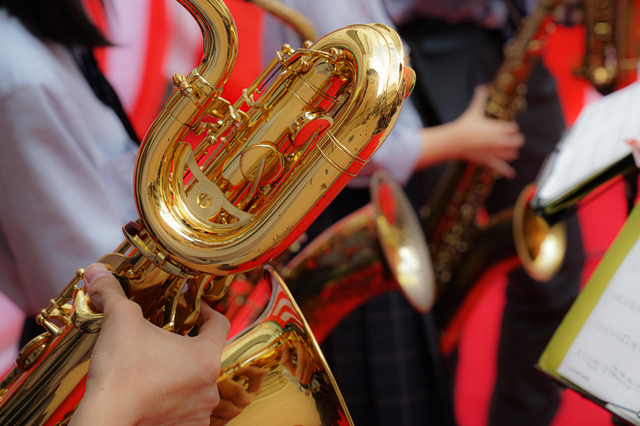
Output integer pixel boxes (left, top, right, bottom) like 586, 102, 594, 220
196, 302, 230, 347
468, 85, 488, 114
84, 263, 128, 314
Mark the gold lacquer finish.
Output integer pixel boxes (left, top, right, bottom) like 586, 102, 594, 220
213, 266, 352, 425
134, 14, 415, 279
578, 0, 640, 95
282, 171, 435, 343
0, 0, 415, 423
513, 184, 567, 282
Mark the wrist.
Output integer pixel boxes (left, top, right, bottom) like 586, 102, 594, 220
70, 388, 139, 426
417, 123, 465, 168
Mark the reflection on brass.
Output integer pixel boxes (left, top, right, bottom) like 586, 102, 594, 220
0, 0, 415, 423
513, 184, 566, 282
283, 171, 436, 343
212, 267, 351, 425
15, 334, 51, 372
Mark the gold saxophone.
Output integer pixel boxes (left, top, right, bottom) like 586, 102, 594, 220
282, 170, 435, 343
578, 0, 640, 95
0, 0, 415, 423
422, 0, 567, 355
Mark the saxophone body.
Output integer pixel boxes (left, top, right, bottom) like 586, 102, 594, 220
0, 0, 415, 423
423, 0, 566, 354
579, 0, 640, 95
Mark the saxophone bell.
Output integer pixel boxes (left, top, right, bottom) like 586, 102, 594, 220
282, 170, 435, 343
214, 265, 352, 425
513, 183, 567, 282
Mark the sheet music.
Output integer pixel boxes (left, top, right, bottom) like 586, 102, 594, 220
557, 236, 640, 420
536, 81, 640, 206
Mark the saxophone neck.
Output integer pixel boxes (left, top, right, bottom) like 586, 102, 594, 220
486, 0, 562, 120
178, 0, 238, 93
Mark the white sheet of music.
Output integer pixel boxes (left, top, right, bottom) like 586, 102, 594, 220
536, 81, 640, 206
557, 235, 640, 423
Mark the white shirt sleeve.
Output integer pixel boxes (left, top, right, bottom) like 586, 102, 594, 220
0, 80, 138, 316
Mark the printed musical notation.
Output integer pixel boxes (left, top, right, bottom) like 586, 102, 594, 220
571, 349, 640, 394
557, 235, 640, 422
593, 321, 640, 355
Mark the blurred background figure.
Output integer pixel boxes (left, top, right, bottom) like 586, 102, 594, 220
385, 1, 586, 426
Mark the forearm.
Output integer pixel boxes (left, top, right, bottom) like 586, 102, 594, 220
414, 121, 467, 170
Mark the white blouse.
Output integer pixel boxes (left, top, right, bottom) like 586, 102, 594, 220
0, 10, 139, 316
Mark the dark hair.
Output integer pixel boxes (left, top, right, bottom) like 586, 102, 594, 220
0, 0, 111, 48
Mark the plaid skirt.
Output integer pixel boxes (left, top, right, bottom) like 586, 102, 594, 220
321, 291, 456, 426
